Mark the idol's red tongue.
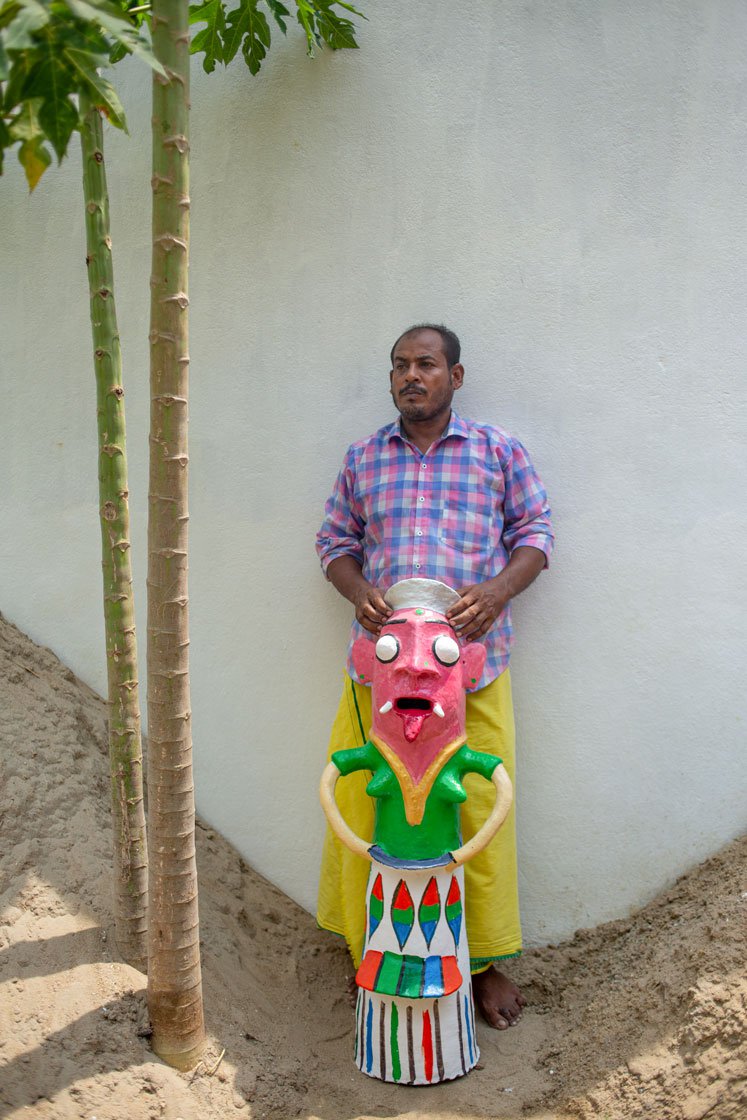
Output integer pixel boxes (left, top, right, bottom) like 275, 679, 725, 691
403, 712, 427, 742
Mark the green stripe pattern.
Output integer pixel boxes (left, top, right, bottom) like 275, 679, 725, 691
390, 1003, 401, 1081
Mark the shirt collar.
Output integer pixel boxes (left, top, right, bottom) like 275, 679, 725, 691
385, 409, 469, 445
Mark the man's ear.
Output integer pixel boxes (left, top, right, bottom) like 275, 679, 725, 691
352, 636, 376, 685
462, 641, 486, 686
450, 363, 465, 390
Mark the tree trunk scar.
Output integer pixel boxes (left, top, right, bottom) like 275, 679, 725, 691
164, 134, 189, 151
154, 234, 188, 250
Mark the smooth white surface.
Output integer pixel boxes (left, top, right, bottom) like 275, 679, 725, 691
1, 1, 746, 945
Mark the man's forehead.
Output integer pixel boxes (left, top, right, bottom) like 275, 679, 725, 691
392, 329, 447, 360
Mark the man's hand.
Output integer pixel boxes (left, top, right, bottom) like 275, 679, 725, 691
326, 556, 392, 635
352, 585, 391, 635
446, 578, 509, 641
446, 547, 547, 642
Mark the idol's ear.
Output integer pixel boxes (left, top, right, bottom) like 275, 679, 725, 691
352, 635, 376, 685
462, 641, 486, 687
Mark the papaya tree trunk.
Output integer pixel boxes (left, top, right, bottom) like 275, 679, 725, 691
146, 0, 206, 1070
80, 89, 148, 972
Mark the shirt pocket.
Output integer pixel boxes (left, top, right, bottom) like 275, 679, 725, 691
439, 497, 496, 555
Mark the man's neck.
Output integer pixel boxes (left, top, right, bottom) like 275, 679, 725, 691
399, 410, 452, 454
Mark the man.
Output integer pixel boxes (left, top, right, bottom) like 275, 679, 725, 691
316, 324, 554, 1030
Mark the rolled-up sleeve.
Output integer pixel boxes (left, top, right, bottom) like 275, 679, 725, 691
500, 437, 555, 564
316, 448, 366, 575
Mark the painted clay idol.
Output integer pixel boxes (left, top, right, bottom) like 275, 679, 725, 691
320, 578, 513, 1084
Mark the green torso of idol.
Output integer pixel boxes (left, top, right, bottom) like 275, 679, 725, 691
331, 740, 501, 860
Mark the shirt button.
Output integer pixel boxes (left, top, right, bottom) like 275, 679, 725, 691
415, 563, 421, 569
416, 530, 423, 536
421, 463, 427, 470
418, 496, 425, 502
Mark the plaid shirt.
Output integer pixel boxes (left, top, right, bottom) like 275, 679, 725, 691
316, 411, 554, 689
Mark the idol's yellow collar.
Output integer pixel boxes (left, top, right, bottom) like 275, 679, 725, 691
370, 733, 467, 827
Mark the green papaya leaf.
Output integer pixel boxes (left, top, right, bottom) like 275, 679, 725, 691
3, 48, 33, 110
326, 0, 365, 16
315, 9, 357, 50
19, 39, 77, 159
4, 2, 49, 49
223, 1, 270, 72
0, 3, 21, 34
294, 0, 315, 53
65, 46, 128, 129
7, 97, 42, 141
189, 0, 214, 23
18, 130, 51, 188
22, 47, 75, 104
264, 0, 288, 34
0, 116, 10, 172
62, 0, 166, 75
0, 30, 9, 79
293, 1, 363, 54
189, 0, 224, 72
38, 90, 77, 158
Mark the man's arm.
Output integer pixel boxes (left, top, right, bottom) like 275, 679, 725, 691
316, 448, 392, 635
446, 546, 546, 641
447, 433, 554, 641
326, 555, 391, 635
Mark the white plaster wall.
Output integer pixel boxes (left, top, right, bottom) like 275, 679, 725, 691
1, 0, 746, 946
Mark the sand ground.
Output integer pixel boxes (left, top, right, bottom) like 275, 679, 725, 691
1, 613, 745, 1120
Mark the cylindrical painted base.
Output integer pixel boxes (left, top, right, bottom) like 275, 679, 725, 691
354, 859, 478, 1084
355, 987, 479, 1084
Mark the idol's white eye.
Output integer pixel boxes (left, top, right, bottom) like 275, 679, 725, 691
375, 633, 400, 663
432, 634, 460, 666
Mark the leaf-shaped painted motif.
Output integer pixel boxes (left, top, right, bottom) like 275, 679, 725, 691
445, 875, 462, 949
390, 878, 414, 950
368, 872, 383, 938
418, 876, 440, 949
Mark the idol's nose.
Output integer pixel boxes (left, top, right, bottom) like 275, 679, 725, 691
394, 653, 440, 681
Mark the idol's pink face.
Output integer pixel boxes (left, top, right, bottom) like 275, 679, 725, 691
352, 608, 486, 770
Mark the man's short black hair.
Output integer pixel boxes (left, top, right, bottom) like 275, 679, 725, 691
390, 324, 461, 369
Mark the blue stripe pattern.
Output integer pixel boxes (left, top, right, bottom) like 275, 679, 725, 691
464, 994, 474, 1065
365, 996, 374, 1073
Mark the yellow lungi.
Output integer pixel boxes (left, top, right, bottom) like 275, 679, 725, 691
317, 668, 521, 970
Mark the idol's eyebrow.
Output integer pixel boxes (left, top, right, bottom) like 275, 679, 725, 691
425, 619, 457, 631
384, 618, 407, 625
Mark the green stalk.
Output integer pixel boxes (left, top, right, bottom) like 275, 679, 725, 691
80, 89, 148, 972
146, 0, 206, 1070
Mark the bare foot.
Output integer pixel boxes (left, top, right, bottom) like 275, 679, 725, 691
472, 965, 526, 1029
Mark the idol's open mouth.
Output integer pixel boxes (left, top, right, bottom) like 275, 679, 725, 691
396, 697, 432, 711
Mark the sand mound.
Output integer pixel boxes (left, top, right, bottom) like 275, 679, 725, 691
0, 613, 744, 1120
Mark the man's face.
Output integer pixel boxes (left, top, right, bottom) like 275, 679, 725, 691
389, 329, 464, 424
